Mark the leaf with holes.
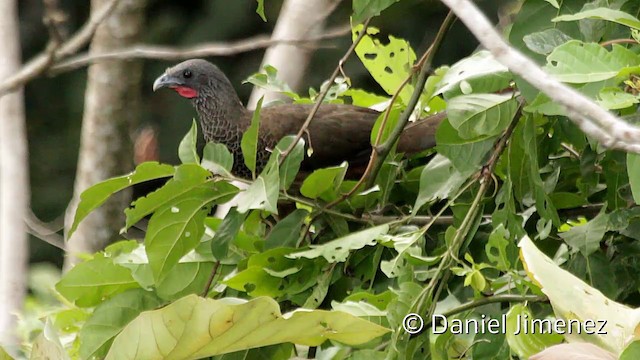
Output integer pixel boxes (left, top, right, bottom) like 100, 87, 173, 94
353, 24, 416, 105
288, 225, 389, 263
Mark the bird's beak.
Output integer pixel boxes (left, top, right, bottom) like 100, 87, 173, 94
152, 74, 180, 91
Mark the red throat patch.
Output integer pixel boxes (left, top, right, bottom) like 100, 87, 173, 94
171, 86, 197, 99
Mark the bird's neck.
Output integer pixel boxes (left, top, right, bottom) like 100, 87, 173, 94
193, 89, 249, 144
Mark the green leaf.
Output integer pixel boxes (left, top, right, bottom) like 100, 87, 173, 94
598, 87, 640, 110
505, 304, 563, 358
559, 212, 609, 256
543, 0, 559, 8
352, 0, 400, 23
269, 136, 305, 190
435, 119, 496, 175
243, 66, 298, 100
621, 341, 640, 360
0, 347, 13, 360
370, 107, 401, 145
55, 257, 138, 307
288, 224, 389, 263
255, 0, 266, 21
211, 208, 246, 260
105, 295, 389, 359
553, 7, 640, 30
353, 25, 416, 104
79, 289, 163, 359
447, 94, 517, 139
300, 163, 348, 199
236, 160, 280, 214
202, 142, 234, 175
303, 265, 333, 309
544, 40, 640, 83
145, 187, 219, 282
68, 162, 174, 238
413, 155, 468, 212
265, 209, 308, 249
628, 153, 640, 204
156, 262, 215, 300
124, 164, 238, 230
435, 50, 511, 99
241, 96, 263, 178
523, 28, 573, 55
179, 119, 200, 164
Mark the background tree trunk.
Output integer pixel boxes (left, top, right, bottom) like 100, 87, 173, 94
64, 0, 147, 268
247, 0, 340, 109
0, 0, 28, 349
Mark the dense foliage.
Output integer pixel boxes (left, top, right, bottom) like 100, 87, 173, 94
8, 0, 640, 359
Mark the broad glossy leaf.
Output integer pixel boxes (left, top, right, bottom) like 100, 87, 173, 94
178, 119, 200, 164
145, 187, 218, 282
353, 25, 416, 104
202, 143, 233, 175
104, 295, 389, 359
300, 163, 347, 199
447, 94, 517, 139
79, 289, 163, 359
69, 162, 175, 237
124, 164, 237, 229
544, 41, 640, 83
288, 224, 389, 263
56, 257, 138, 307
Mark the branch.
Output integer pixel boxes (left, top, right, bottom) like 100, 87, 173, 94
440, 0, 640, 153
24, 210, 66, 251
364, 11, 456, 189
50, 25, 352, 75
0, 0, 121, 97
278, 18, 372, 165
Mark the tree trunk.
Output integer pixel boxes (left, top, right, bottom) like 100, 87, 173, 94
247, 0, 340, 109
65, 0, 147, 268
0, 0, 28, 349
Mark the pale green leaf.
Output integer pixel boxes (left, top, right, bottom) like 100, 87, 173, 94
178, 120, 200, 164
68, 162, 175, 238
105, 295, 389, 359
288, 225, 389, 263
236, 161, 280, 214
241, 97, 263, 177
553, 7, 640, 30
413, 154, 468, 212
447, 93, 517, 139
523, 28, 573, 55
201, 142, 234, 175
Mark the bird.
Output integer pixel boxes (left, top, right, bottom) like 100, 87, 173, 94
152, 59, 444, 179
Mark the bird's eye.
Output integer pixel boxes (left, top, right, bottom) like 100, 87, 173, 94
183, 70, 192, 78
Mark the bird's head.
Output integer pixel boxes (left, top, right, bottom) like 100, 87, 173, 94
152, 59, 232, 100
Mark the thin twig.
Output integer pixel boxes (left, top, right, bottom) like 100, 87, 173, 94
277, 18, 372, 165
202, 260, 221, 297
0, 0, 121, 97
24, 210, 66, 251
364, 11, 456, 190
599, 38, 639, 47
50, 25, 352, 75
